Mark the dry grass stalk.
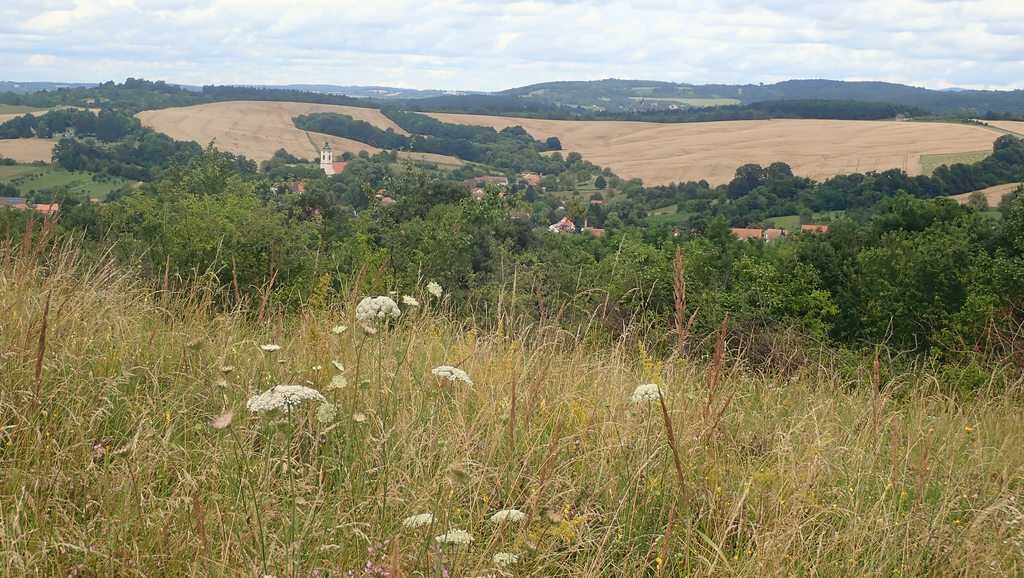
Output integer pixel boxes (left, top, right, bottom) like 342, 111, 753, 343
702, 315, 729, 423
871, 348, 882, 435
256, 264, 278, 324
32, 291, 50, 404
657, 503, 675, 578
672, 248, 698, 356
657, 389, 688, 503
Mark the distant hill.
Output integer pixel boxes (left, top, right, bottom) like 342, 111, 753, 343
6, 77, 1024, 119
501, 78, 1024, 115
0, 81, 97, 94
234, 84, 478, 100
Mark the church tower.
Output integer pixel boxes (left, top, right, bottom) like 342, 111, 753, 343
320, 142, 334, 174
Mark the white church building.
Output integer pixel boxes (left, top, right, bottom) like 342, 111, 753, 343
320, 142, 347, 176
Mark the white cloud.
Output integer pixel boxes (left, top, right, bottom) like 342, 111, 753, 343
0, 0, 1021, 90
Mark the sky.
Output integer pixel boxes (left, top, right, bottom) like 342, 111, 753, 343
2, 0, 1024, 92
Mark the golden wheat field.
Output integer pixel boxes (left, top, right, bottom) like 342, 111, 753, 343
0, 138, 56, 163
950, 182, 1022, 207
136, 101, 460, 168
428, 113, 1001, 185
989, 120, 1024, 137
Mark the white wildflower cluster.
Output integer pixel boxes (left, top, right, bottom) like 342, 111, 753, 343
402, 513, 435, 528
493, 552, 519, 568
260, 344, 282, 352
246, 385, 325, 413
401, 295, 420, 307
431, 365, 473, 385
489, 509, 528, 524
434, 528, 474, 546
355, 296, 401, 326
426, 281, 443, 298
331, 325, 347, 335
631, 383, 664, 403
316, 402, 337, 424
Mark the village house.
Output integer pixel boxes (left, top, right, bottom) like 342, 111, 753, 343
730, 227, 787, 241
319, 142, 347, 176
374, 191, 396, 206
33, 203, 60, 216
519, 172, 542, 186
0, 197, 59, 215
548, 216, 577, 234
0, 197, 28, 210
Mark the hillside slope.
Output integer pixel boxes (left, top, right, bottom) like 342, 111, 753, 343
2, 238, 1021, 576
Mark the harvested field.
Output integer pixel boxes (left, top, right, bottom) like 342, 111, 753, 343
988, 120, 1024, 137
428, 113, 1000, 185
137, 101, 424, 163
0, 138, 56, 163
950, 182, 1022, 207
0, 106, 98, 125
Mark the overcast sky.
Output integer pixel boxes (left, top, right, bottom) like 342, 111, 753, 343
2, 0, 1023, 91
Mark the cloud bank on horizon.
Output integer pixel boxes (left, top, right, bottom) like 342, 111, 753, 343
1, 0, 1023, 91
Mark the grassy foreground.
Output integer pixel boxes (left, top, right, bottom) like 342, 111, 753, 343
1, 241, 1022, 577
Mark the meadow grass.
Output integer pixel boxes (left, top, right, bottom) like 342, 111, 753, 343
920, 150, 992, 176
0, 164, 133, 200
1, 238, 1022, 576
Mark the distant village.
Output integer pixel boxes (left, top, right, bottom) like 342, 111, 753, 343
264, 143, 837, 241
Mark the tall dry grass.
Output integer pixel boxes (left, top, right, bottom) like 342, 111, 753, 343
1, 238, 1022, 577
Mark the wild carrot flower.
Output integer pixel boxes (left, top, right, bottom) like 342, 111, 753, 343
402, 513, 434, 528
434, 528, 473, 546
493, 552, 519, 567
352, 412, 368, 423
631, 383, 663, 403
355, 296, 401, 324
260, 344, 282, 352
329, 374, 348, 389
489, 509, 528, 524
246, 385, 325, 413
402, 295, 420, 307
432, 365, 473, 385
331, 325, 348, 335
426, 281, 443, 298
316, 402, 337, 424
